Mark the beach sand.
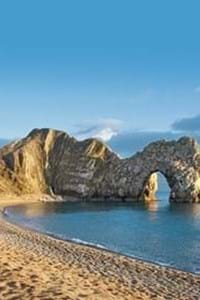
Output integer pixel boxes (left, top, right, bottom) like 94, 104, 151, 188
0, 197, 200, 300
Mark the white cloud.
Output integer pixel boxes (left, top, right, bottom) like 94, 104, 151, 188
74, 118, 123, 142
93, 127, 118, 142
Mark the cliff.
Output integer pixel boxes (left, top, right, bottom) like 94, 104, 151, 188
0, 128, 200, 202
0, 128, 118, 197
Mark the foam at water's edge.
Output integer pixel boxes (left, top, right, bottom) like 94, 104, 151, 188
3, 202, 200, 276
71, 238, 107, 249
3, 211, 108, 250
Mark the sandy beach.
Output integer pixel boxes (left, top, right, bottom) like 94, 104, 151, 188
0, 198, 199, 300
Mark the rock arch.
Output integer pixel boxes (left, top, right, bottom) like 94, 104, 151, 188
100, 137, 200, 203
142, 171, 171, 201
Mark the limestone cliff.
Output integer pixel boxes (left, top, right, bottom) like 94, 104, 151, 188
0, 128, 200, 202
0, 128, 118, 198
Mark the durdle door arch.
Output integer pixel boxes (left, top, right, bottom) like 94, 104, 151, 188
101, 137, 200, 203
140, 170, 190, 203
137, 138, 200, 203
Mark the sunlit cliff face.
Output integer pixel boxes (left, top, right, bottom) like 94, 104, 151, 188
1, 129, 200, 203
142, 173, 158, 202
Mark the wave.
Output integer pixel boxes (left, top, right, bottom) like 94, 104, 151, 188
71, 238, 107, 249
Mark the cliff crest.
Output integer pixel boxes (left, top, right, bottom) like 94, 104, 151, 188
0, 128, 200, 202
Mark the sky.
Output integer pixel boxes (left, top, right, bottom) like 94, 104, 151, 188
1, 0, 200, 155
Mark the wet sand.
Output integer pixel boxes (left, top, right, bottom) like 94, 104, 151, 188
0, 197, 200, 300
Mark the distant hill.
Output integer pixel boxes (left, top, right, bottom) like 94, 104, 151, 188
108, 131, 200, 157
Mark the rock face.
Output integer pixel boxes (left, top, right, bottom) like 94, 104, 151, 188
0, 128, 200, 202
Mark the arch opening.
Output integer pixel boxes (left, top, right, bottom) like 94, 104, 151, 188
142, 171, 170, 201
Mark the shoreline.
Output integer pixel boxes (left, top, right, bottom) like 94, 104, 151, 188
0, 197, 200, 299
3, 203, 200, 277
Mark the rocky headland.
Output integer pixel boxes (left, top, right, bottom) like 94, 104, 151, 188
0, 128, 200, 202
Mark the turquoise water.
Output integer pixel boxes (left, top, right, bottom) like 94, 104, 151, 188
5, 190, 200, 274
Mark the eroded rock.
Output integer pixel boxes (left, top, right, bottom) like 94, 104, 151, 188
0, 128, 200, 202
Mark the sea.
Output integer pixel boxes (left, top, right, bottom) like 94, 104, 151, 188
5, 174, 200, 274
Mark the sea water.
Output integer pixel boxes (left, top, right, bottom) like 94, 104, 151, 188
5, 188, 200, 274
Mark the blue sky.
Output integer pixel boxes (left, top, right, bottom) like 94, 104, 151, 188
1, 0, 200, 155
